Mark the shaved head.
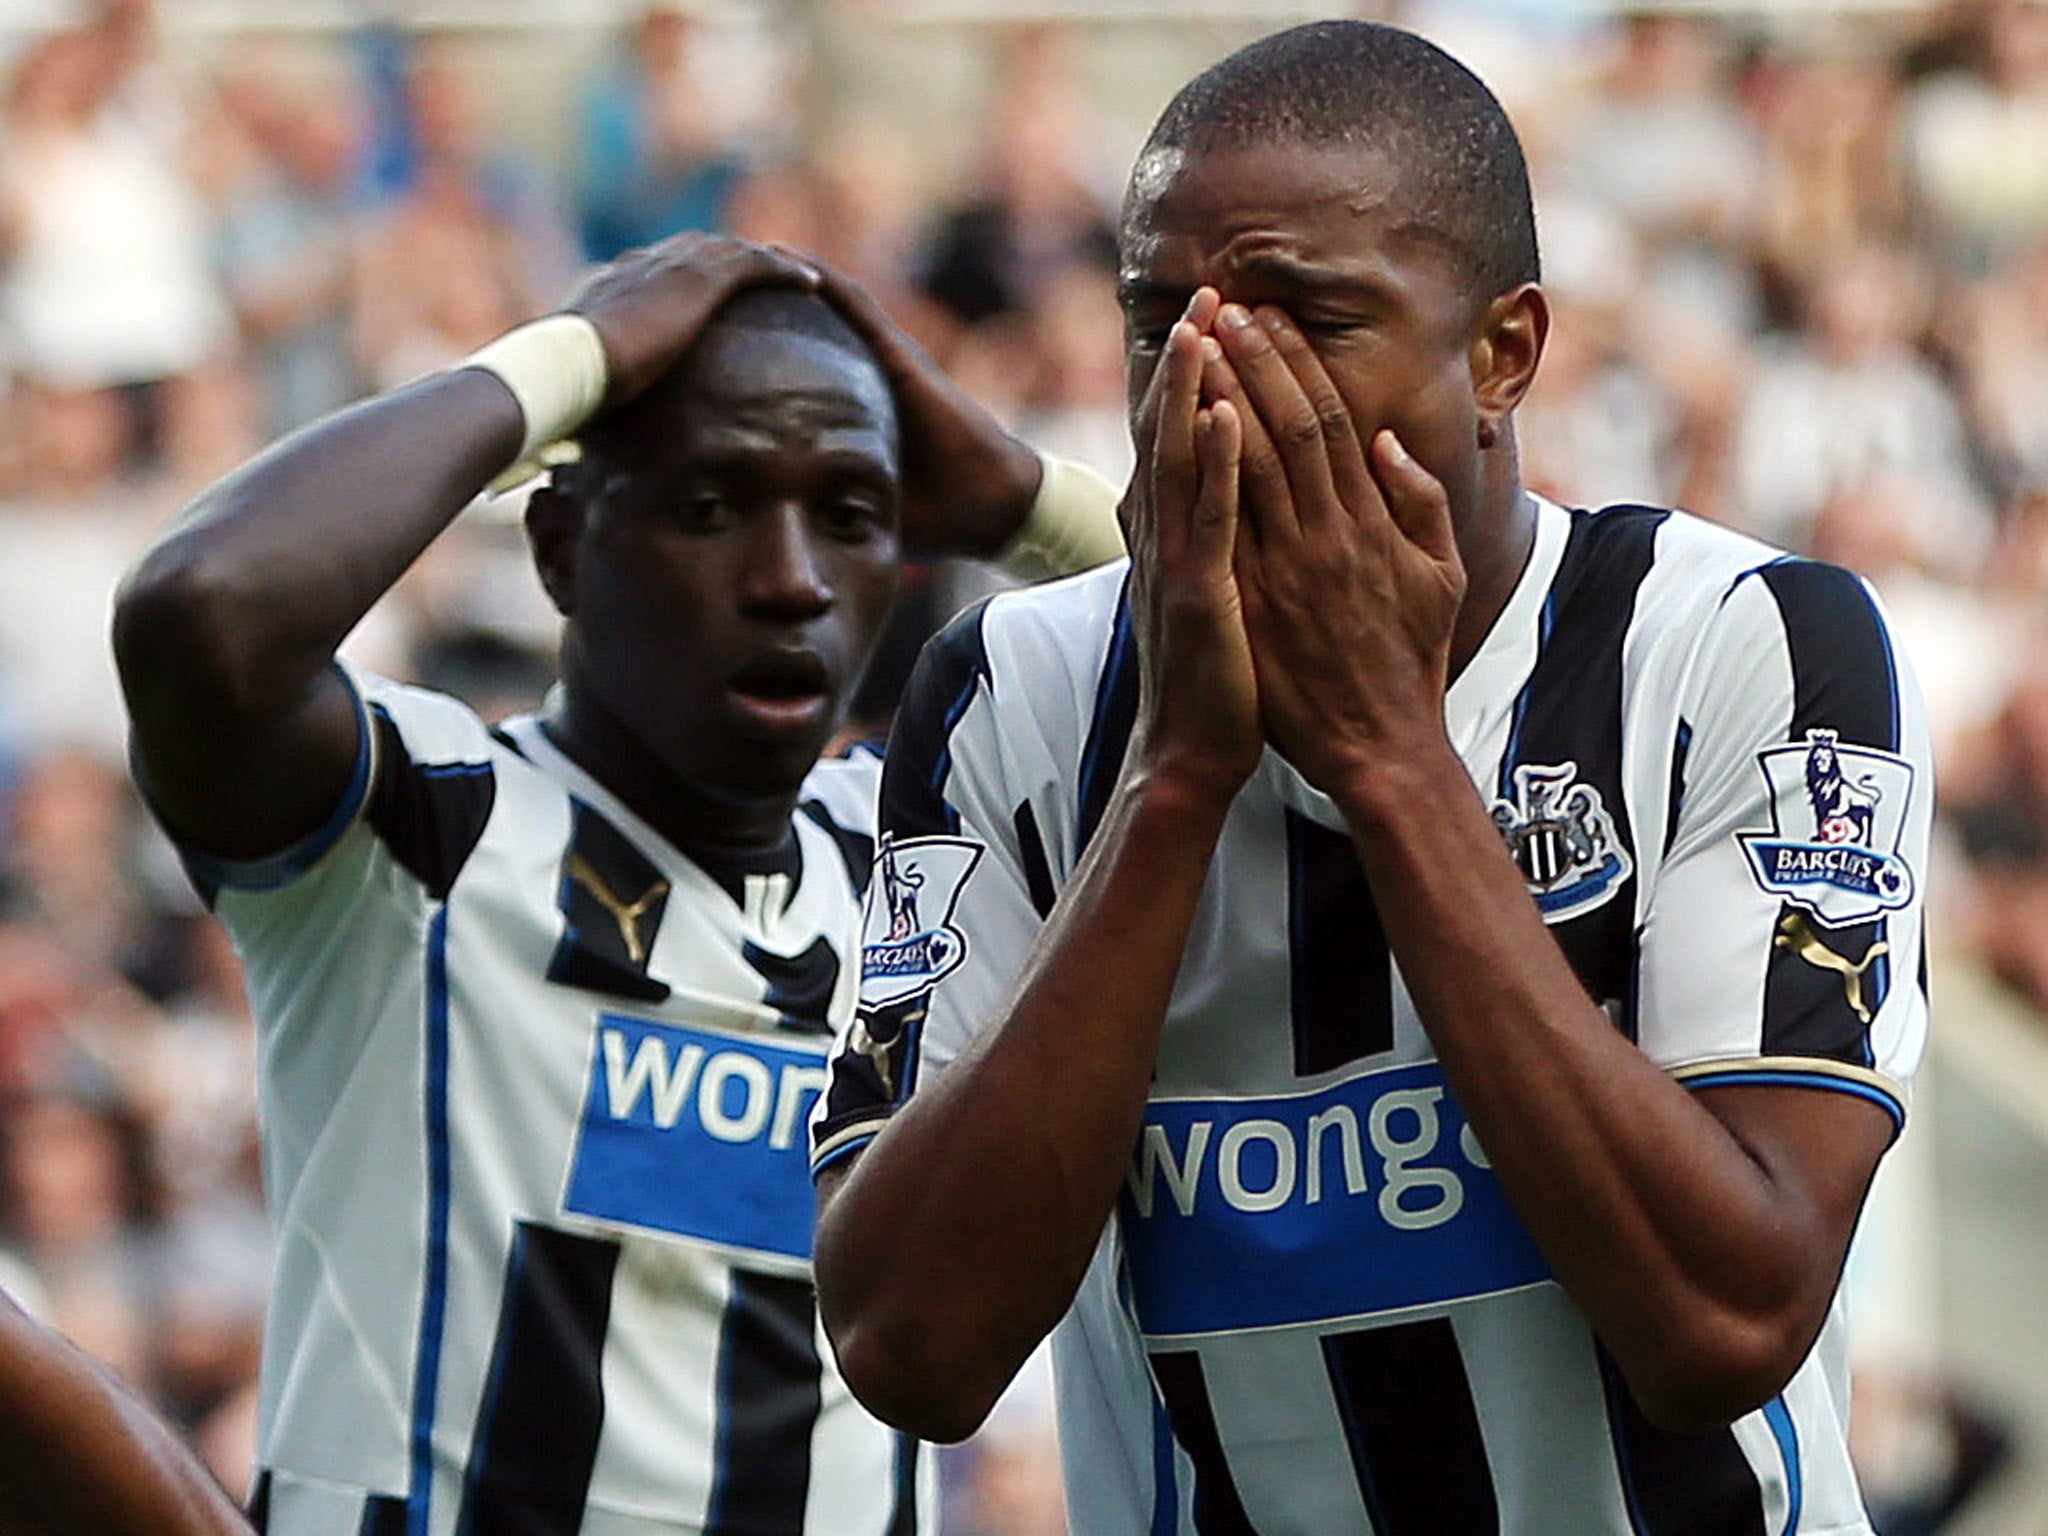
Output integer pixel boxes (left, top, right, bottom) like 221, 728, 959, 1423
1131, 21, 1539, 305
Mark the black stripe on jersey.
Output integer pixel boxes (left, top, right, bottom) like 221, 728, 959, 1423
358, 1496, 407, 1536
1597, 1348, 1765, 1536
1322, 1321, 1499, 1535
881, 597, 994, 840
886, 1430, 921, 1536
1751, 562, 1903, 1065
1149, 1350, 1258, 1535
1754, 561, 1898, 752
706, 1271, 824, 1536
1762, 910, 1886, 1065
547, 802, 671, 1003
801, 796, 875, 898
457, 1222, 620, 1536
1498, 505, 1665, 1006
363, 706, 497, 900
248, 1470, 271, 1533
1014, 800, 1058, 919
1664, 720, 1692, 860
1077, 580, 1139, 857
745, 935, 841, 1038
1286, 811, 1394, 1073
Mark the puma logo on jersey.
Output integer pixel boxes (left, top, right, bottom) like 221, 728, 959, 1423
568, 854, 669, 964
1775, 911, 1890, 1024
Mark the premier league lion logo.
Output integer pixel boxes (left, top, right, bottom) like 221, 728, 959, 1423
1740, 729, 1915, 924
1805, 730, 1881, 847
857, 833, 984, 1010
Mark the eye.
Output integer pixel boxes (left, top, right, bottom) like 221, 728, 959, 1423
820, 491, 890, 540
677, 489, 736, 532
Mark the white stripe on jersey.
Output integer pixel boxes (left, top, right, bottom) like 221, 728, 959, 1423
820, 496, 1930, 1534
201, 671, 928, 1536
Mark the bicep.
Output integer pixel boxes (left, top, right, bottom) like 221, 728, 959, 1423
1693, 1081, 1895, 1286
128, 658, 367, 865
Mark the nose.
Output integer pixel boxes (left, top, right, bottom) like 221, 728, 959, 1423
738, 501, 832, 619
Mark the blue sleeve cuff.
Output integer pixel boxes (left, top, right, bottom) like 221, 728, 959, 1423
178, 664, 376, 899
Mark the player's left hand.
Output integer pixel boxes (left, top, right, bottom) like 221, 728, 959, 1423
798, 253, 1046, 561
1203, 302, 1465, 798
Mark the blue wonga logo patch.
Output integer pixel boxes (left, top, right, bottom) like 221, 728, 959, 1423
1490, 762, 1632, 922
1740, 729, 1915, 925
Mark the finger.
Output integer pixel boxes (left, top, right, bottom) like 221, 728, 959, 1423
1371, 430, 1460, 568
1252, 307, 1372, 517
802, 258, 940, 389
1192, 397, 1243, 562
1198, 330, 1293, 543
1213, 303, 1339, 540
1150, 319, 1206, 538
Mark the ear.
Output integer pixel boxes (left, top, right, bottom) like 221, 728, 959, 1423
524, 484, 586, 617
1468, 283, 1549, 450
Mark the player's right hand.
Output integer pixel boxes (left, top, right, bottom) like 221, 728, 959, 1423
1123, 287, 1263, 807
564, 233, 822, 408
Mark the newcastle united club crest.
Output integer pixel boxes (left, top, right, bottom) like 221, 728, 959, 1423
1739, 729, 1915, 925
1491, 762, 1633, 921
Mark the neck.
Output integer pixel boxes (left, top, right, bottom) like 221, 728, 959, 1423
542, 684, 800, 865
1445, 442, 1537, 684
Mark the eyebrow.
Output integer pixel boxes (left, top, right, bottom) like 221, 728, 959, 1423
1118, 255, 1396, 313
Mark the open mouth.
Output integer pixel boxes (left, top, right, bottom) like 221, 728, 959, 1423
727, 650, 833, 727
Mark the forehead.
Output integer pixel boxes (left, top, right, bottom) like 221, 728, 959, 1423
675, 324, 896, 442
1120, 139, 1452, 298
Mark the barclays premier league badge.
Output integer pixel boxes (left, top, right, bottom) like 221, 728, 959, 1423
858, 833, 984, 1009
1739, 729, 1915, 925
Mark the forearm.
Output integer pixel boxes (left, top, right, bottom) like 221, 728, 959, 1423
817, 770, 1229, 1440
119, 369, 523, 712
0, 1295, 248, 1536
1338, 746, 1847, 1426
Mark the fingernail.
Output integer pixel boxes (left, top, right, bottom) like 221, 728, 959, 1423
1258, 308, 1287, 333
1200, 336, 1224, 363
1218, 304, 1252, 330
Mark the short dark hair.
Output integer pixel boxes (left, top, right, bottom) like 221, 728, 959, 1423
560, 285, 883, 496
1135, 20, 1539, 302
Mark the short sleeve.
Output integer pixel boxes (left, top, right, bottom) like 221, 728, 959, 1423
1635, 560, 1932, 1134
810, 599, 1054, 1174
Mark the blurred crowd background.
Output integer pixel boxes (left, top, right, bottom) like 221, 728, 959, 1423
0, 0, 2044, 1531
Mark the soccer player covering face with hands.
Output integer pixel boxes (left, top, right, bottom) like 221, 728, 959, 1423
813, 21, 1930, 1534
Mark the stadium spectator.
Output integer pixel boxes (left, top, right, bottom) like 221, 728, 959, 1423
576, 5, 748, 261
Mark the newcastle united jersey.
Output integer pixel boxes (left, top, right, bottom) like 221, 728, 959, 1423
184, 667, 929, 1536
813, 496, 1930, 1535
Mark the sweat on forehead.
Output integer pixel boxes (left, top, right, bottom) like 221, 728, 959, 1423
1130, 19, 1540, 301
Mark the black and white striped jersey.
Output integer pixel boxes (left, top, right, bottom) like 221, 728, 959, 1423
182, 666, 930, 1536
813, 497, 1930, 1535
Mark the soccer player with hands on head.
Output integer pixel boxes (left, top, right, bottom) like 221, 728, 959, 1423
113, 230, 1121, 1536
813, 22, 1929, 1533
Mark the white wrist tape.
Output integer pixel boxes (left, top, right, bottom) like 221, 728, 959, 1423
459, 313, 610, 493
996, 451, 1127, 583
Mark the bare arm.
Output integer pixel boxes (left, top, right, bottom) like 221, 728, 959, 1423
115, 236, 822, 861
814, 292, 1252, 1441
1208, 299, 1896, 1431
0, 1290, 249, 1536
